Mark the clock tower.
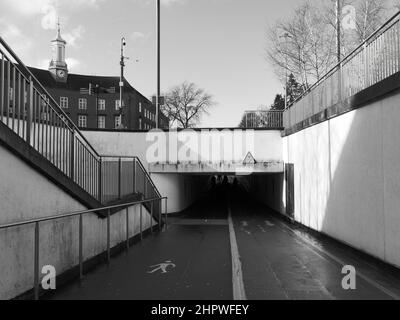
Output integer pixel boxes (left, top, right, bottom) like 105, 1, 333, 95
49, 21, 68, 83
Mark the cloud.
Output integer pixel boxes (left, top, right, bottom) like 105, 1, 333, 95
1, 0, 106, 30
133, 0, 186, 7
65, 57, 82, 71
161, 0, 184, 6
41, 4, 58, 30
63, 26, 85, 47
131, 31, 151, 42
0, 20, 33, 58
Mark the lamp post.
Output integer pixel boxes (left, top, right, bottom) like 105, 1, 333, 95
120, 37, 126, 127
335, 0, 342, 63
279, 32, 292, 110
156, 0, 160, 129
95, 84, 99, 128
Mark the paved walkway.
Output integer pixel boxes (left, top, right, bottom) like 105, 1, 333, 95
47, 189, 400, 300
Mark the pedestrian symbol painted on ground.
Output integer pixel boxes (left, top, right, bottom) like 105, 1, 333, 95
147, 261, 176, 274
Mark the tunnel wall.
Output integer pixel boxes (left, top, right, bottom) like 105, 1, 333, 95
0, 144, 156, 299
151, 174, 209, 213
83, 129, 282, 213
280, 92, 400, 268
250, 174, 286, 215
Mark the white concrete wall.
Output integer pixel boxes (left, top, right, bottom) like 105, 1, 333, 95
83, 129, 282, 213
83, 129, 283, 167
0, 145, 156, 299
278, 92, 400, 268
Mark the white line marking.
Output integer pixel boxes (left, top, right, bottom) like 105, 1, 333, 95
257, 225, 266, 233
227, 203, 247, 301
277, 220, 400, 300
265, 220, 275, 227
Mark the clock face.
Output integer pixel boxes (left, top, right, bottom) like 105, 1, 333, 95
57, 70, 65, 78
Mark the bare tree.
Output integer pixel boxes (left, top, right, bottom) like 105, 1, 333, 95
355, 0, 388, 41
266, 1, 337, 88
265, 0, 399, 94
161, 82, 215, 129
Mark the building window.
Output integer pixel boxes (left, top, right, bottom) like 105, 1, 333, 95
115, 115, 121, 128
139, 118, 142, 130
60, 97, 68, 108
78, 115, 87, 128
79, 98, 87, 110
98, 99, 106, 110
139, 102, 142, 113
98, 116, 106, 129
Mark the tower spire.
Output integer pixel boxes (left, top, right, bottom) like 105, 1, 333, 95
49, 16, 68, 83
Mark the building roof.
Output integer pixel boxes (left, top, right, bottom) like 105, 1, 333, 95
27, 66, 152, 104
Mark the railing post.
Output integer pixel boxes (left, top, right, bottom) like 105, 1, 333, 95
159, 198, 162, 231
118, 157, 122, 199
144, 173, 147, 199
98, 157, 102, 203
364, 43, 369, 88
165, 198, 168, 229
34, 221, 40, 300
79, 213, 83, 280
338, 62, 343, 103
26, 77, 33, 145
140, 203, 143, 242
107, 209, 111, 263
69, 130, 75, 181
133, 158, 136, 194
126, 207, 129, 251
150, 201, 153, 234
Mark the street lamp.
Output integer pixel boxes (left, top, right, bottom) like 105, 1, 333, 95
156, 0, 160, 129
279, 32, 292, 110
120, 37, 127, 127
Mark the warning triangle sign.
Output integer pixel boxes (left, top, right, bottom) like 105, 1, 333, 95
243, 152, 256, 165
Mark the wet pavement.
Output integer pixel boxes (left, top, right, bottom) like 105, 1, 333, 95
47, 187, 400, 300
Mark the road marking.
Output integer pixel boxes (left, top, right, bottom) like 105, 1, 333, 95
276, 220, 400, 300
172, 219, 228, 226
257, 225, 266, 233
265, 220, 275, 227
147, 261, 176, 274
228, 203, 247, 301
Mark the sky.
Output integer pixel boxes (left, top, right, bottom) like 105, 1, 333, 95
0, 0, 305, 127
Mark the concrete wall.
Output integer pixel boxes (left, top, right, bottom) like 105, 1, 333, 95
83, 129, 283, 167
0, 145, 155, 299
83, 129, 283, 213
251, 174, 286, 215
151, 174, 209, 213
275, 92, 400, 268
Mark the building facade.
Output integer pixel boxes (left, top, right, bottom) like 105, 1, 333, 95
28, 26, 168, 131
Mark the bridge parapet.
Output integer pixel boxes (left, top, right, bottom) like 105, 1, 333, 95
284, 12, 400, 133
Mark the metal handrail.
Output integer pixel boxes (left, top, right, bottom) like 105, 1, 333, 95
0, 196, 168, 300
0, 35, 162, 206
242, 110, 283, 129
0, 196, 167, 230
286, 10, 400, 110
0, 36, 99, 157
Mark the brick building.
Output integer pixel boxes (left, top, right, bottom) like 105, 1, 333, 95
28, 26, 168, 130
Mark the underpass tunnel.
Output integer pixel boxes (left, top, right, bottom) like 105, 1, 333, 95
151, 172, 287, 219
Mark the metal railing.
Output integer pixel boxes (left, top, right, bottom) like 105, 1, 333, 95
243, 110, 283, 129
0, 36, 160, 205
284, 11, 400, 129
101, 155, 162, 203
0, 196, 168, 300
